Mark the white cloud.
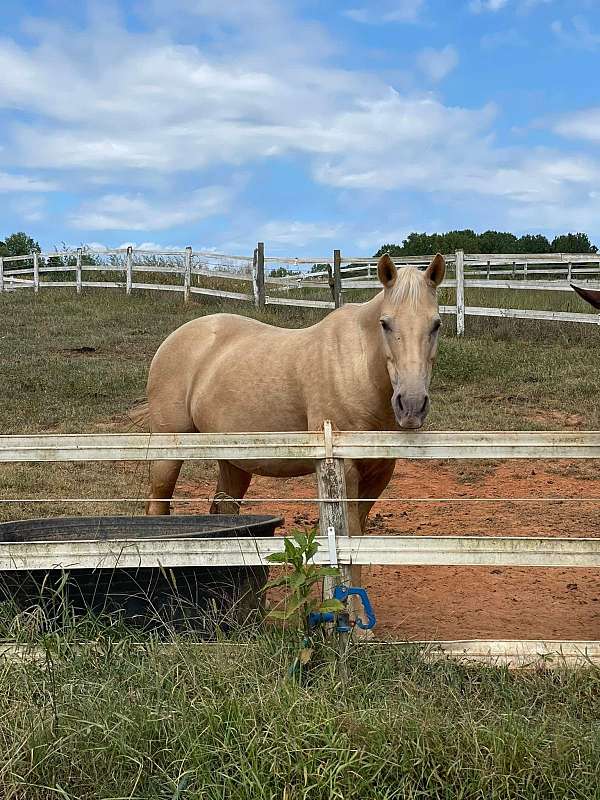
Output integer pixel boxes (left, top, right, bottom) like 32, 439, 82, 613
259, 221, 343, 247
0, 171, 56, 192
416, 45, 459, 82
481, 28, 528, 48
470, 0, 550, 12
469, 0, 508, 13
343, 1, 425, 24
553, 107, 600, 143
551, 16, 600, 50
69, 187, 231, 230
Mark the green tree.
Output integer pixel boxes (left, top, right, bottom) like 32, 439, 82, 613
269, 267, 293, 278
551, 233, 598, 254
374, 229, 597, 257
477, 230, 518, 253
516, 234, 551, 253
0, 231, 41, 257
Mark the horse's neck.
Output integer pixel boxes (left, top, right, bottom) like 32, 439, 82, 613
325, 295, 394, 428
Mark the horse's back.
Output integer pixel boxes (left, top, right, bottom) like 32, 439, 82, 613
147, 313, 310, 435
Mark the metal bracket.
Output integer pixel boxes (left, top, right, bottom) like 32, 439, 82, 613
327, 525, 338, 568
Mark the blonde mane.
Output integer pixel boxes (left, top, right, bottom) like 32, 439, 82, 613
389, 266, 428, 310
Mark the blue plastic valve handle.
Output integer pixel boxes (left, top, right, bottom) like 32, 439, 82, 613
333, 585, 377, 630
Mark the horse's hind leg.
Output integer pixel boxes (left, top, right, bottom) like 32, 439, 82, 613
210, 461, 252, 515
147, 460, 183, 516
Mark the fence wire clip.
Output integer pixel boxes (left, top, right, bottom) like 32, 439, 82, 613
327, 525, 338, 568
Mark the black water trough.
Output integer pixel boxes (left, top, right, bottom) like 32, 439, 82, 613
0, 515, 282, 635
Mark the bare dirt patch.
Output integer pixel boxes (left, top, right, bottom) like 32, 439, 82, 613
178, 459, 600, 641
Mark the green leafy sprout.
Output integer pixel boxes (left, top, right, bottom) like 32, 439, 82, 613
264, 528, 344, 634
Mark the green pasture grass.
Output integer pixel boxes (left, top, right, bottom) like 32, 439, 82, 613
0, 629, 599, 799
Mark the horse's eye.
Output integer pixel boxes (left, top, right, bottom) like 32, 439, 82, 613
380, 318, 391, 332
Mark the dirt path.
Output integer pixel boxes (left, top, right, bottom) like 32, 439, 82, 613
179, 459, 600, 641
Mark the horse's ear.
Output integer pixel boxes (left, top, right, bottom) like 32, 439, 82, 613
377, 254, 397, 289
424, 253, 445, 288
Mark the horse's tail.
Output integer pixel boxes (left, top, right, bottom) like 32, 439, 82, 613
128, 399, 151, 430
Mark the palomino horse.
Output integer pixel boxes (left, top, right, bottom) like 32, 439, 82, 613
132, 253, 445, 592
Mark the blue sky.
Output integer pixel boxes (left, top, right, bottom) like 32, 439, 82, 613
1, 0, 599, 255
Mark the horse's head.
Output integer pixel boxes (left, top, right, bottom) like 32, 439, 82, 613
376, 252, 445, 430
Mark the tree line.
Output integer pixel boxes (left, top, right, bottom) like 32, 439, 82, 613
375, 230, 598, 258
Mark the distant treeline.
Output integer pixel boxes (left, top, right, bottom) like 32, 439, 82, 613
375, 230, 598, 257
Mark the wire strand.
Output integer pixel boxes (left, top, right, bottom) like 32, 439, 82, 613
0, 497, 599, 504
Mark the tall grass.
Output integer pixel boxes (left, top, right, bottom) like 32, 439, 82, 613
0, 629, 598, 799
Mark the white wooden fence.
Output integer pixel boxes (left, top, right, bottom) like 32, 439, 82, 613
2, 245, 600, 335
2, 427, 600, 666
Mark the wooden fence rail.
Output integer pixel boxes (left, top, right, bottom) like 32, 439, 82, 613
2, 245, 600, 335
1, 426, 600, 664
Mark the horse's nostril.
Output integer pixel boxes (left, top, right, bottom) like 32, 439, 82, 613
419, 395, 429, 414
396, 395, 404, 412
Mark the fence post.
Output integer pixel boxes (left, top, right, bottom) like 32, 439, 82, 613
455, 249, 465, 336
33, 252, 39, 293
126, 246, 133, 295
333, 249, 342, 308
0, 256, 3, 293
316, 421, 351, 659
567, 261, 572, 282
184, 246, 192, 303
252, 242, 265, 309
76, 247, 83, 294
316, 425, 350, 589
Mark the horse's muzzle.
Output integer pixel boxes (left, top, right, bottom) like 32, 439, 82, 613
393, 391, 430, 430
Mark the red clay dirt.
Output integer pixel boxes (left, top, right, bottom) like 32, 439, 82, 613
178, 459, 600, 642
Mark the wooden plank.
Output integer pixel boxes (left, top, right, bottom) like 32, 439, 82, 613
192, 267, 251, 282
333, 249, 342, 308
126, 245, 133, 295
256, 242, 265, 308
0, 431, 326, 462
183, 246, 192, 303
190, 286, 253, 301
37, 282, 76, 288
0, 639, 597, 668
33, 252, 39, 293
464, 280, 592, 292
332, 430, 600, 460
2, 430, 600, 463
1, 535, 600, 571
81, 281, 126, 289
405, 640, 600, 668
464, 306, 600, 324
336, 535, 600, 567
265, 295, 334, 309
132, 283, 184, 293
455, 249, 465, 336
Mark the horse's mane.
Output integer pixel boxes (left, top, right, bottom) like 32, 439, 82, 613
389, 266, 428, 310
